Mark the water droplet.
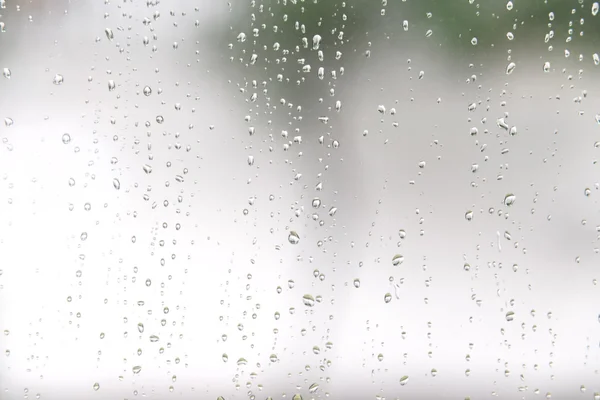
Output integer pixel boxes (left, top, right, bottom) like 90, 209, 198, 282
93, 383, 100, 391
377, 353, 384, 361
465, 211, 474, 221
328, 207, 337, 216
143, 86, 152, 96
137, 323, 144, 333
504, 193, 516, 206
142, 164, 153, 174
2, 67, 10, 79
399, 375, 409, 385
594, 53, 600, 66
149, 335, 159, 342
392, 254, 404, 266
62, 133, 71, 144
312, 198, 321, 208
105, 28, 114, 40
431, 368, 438, 377
585, 188, 591, 197
471, 37, 478, 45
112, 178, 120, 190
288, 231, 300, 245
398, 229, 406, 239
593, 2, 599, 16
108, 80, 115, 91
68, 178, 76, 187
353, 279, 360, 288
506, 62, 516, 75
384, 293, 392, 303
4, 117, 13, 127
302, 294, 315, 307
506, 311, 515, 321
312, 34, 322, 50
506, 1, 513, 10
425, 29, 433, 38
543, 62, 550, 72
132, 366, 142, 374
53, 74, 64, 85
156, 115, 164, 124
292, 394, 303, 400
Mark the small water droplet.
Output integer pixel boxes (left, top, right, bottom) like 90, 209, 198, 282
143, 86, 152, 96
506, 1, 513, 10
471, 37, 478, 45
543, 61, 550, 72
302, 294, 315, 307
465, 211, 474, 221
4, 117, 13, 127
62, 133, 71, 144
105, 28, 114, 40
53, 74, 64, 85
506, 311, 515, 321
288, 231, 300, 245
113, 178, 120, 190
312, 34, 322, 50
399, 375, 409, 385
506, 62, 516, 75
2, 67, 11, 79
384, 293, 392, 303
593, 2, 599, 16
504, 193, 516, 206
392, 254, 404, 266
142, 164, 153, 174
93, 383, 100, 391
108, 80, 116, 91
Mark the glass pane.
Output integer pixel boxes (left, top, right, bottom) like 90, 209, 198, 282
1, 0, 599, 399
